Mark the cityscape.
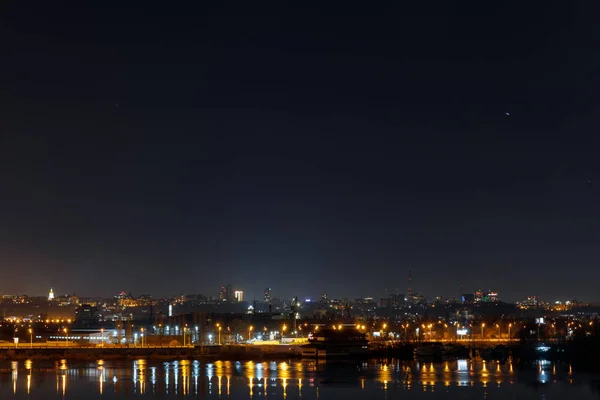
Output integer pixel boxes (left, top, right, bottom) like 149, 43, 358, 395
3, 0, 600, 398
0, 277, 597, 348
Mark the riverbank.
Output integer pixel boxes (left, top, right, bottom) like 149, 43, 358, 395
0, 344, 303, 361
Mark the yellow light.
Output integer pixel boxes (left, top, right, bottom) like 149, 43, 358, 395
338, 324, 342, 330
482, 323, 485, 328
249, 326, 253, 331
383, 323, 387, 329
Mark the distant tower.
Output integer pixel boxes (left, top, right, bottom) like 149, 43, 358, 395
264, 288, 272, 303
48, 288, 55, 301
408, 269, 412, 297
234, 290, 244, 302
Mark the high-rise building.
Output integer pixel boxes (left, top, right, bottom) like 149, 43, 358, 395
321, 292, 328, 303
226, 284, 233, 302
234, 290, 244, 302
264, 288, 272, 303
219, 286, 227, 301
74, 304, 101, 328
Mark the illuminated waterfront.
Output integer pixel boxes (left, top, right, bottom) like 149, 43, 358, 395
1, 359, 600, 399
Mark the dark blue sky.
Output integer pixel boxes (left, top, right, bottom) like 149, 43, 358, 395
1, 2, 600, 302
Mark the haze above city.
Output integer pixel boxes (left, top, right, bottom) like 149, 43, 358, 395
1, 2, 599, 302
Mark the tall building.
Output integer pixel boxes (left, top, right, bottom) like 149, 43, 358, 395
264, 288, 272, 303
74, 304, 101, 328
219, 286, 227, 301
48, 288, 54, 301
321, 292, 328, 303
226, 284, 233, 302
234, 290, 244, 302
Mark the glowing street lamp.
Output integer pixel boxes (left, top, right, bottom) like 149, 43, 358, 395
64, 328, 68, 347
481, 323, 485, 339
218, 326, 222, 345
29, 328, 33, 348
248, 326, 254, 341
508, 323, 512, 339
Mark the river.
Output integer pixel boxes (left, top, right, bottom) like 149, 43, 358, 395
1, 358, 599, 399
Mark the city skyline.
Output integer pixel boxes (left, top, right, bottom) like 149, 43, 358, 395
4, 282, 595, 305
2, 2, 600, 300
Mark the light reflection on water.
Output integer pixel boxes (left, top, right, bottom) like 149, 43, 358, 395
0, 359, 598, 399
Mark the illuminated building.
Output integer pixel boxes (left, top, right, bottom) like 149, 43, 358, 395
234, 290, 244, 302
517, 296, 549, 310
48, 288, 55, 301
474, 290, 484, 303
461, 293, 474, 304
219, 286, 227, 301
264, 288, 272, 303
485, 291, 499, 302
321, 293, 328, 303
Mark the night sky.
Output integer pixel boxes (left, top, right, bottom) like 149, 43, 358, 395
1, 2, 600, 302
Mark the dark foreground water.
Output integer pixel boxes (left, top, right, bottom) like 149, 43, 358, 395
1, 359, 599, 399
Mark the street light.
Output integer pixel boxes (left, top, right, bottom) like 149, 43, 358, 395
64, 328, 68, 347
218, 326, 222, 345
29, 328, 33, 348
141, 328, 145, 347
481, 323, 485, 339
508, 323, 512, 339
101, 328, 104, 347
248, 326, 254, 341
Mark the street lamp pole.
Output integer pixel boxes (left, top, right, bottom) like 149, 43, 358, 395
249, 326, 254, 341
481, 323, 485, 340
64, 328, 68, 347
29, 328, 33, 348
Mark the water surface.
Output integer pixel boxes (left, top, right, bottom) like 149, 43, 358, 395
1, 359, 599, 399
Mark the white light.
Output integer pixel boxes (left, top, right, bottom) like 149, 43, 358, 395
457, 329, 468, 335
